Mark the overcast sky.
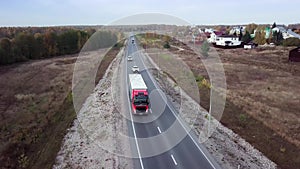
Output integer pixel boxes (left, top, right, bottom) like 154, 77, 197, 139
0, 0, 299, 26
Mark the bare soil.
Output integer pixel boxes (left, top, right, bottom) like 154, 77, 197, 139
144, 52, 276, 169
169, 42, 300, 169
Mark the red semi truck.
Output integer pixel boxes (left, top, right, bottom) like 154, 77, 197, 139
129, 74, 149, 114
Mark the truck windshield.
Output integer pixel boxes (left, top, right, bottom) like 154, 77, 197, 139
133, 95, 148, 105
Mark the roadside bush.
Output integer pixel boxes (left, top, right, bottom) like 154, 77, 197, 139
195, 75, 204, 82
18, 153, 29, 168
201, 40, 210, 57
163, 41, 170, 49
282, 37, 300, 47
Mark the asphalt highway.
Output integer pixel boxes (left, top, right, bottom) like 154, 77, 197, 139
123, 37, 222, 169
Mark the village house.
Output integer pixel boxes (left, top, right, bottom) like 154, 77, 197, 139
207, 31, 242, 47
215, 35, 242, 47
229, 26, 245, 35
252, 25, 300, 40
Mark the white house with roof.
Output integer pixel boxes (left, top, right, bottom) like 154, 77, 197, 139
204, 28, 215, 33
286, 29, 300, 39
272, 26, 291, 39
215, 35, 242, 47
272, 26, 287, 34
207, 31, 222, 43
208, 31, 242, 47
272, 26, 300, 39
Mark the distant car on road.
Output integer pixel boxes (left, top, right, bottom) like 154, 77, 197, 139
132, 65, 139, 73
128, 55, 133, 61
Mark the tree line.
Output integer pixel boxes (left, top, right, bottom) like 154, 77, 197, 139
0, 27, 119, 65
213, 23, 300, 46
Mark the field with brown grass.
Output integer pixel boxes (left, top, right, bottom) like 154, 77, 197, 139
176, 44, 300, 169
137, 33, 300, 169
0, 44, 123, 169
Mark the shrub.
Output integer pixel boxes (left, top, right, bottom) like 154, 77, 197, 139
195, 75, 204, 82
163, 41, 170, 49
239, 114, 247, 123
18, 153, 29, 168
201, 40, 210, 57
282, 37, 300, 46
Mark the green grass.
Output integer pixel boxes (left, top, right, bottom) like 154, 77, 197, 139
160, 54, 172, 61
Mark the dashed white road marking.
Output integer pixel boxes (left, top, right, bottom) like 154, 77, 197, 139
157, 126, 162, 133
136, 45, 217, 169
171, 154, 178, 165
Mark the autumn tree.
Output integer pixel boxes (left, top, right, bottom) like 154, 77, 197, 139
245, 23, 258, 34
0, 27, 94, 65
254, 31, 266, 45
44, 31, 58, 56
34, 33, 46, 57
84, 31, 118, 51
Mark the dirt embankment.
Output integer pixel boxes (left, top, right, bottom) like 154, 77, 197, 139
53, 47, 133, 169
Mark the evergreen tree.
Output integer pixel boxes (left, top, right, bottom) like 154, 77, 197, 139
14, 32, 39, 59
241, 31, 251, 43
201, 40, 210, 57
272, 31, 284, 45
272, 22, 277, 29
239, 27, 243, 40
0, 38, 12, 64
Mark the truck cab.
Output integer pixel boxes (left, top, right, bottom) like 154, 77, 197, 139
131, 90, 149, 113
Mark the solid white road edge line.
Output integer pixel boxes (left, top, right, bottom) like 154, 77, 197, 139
171, 154, 178, 165
126, 42, 145, 169
136, 45, 217, 169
